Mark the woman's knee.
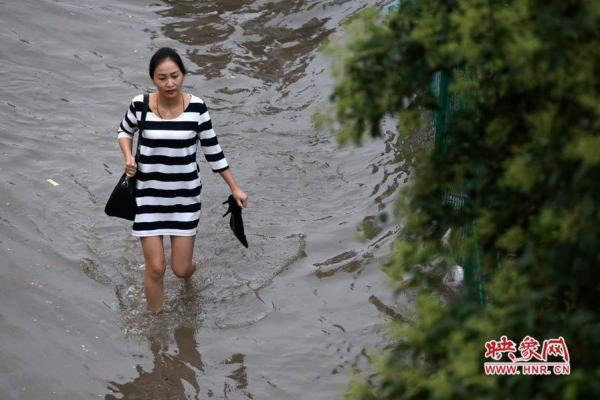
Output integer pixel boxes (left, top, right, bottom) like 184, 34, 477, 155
140, 236, 166, 280
145, 259, 166, 280
172, 259, 196, 279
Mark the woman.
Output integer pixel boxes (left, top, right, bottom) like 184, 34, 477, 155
117, 47, 248, 313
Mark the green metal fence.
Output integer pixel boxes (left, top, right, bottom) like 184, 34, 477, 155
388, 2, 486, 303
430, 70, 485, 304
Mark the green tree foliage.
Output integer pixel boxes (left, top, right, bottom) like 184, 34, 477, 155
321, 1, 600, 398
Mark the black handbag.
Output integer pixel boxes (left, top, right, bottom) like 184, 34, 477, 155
105, 93, 149, 220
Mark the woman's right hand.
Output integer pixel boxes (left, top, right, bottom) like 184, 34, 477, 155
125, 156, 137, 177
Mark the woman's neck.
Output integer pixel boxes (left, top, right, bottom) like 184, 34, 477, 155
157, 91, 182, 108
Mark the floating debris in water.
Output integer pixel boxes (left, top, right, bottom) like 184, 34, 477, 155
47, 178, 59, 187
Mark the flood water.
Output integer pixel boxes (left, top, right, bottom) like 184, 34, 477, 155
0, 0, 420, 398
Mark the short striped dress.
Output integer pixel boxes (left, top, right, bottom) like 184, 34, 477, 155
117, 93, 229, 237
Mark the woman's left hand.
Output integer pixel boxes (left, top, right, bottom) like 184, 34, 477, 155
232, 188, 248, 208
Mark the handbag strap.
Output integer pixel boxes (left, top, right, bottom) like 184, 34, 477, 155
134, 93, 149, 162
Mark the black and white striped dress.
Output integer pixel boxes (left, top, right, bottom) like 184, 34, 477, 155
117, 93, 229, 237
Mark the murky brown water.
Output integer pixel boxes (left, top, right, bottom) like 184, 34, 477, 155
0, 0, 420, 398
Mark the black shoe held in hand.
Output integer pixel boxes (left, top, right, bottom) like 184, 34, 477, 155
222, 194, 248, 248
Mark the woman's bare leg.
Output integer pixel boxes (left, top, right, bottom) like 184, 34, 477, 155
170, 235, 196, 280
140, 236, 166, 312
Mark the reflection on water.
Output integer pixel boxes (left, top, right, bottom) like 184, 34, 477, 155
157, 0, 336, 87
106, 326, 203, 399
224, 353, 249, 397
106, 325, 252, 399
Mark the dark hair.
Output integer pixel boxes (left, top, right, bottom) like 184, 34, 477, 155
149, 47, 187, 79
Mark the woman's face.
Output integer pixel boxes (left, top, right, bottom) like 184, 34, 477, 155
152, 58, 184, 99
